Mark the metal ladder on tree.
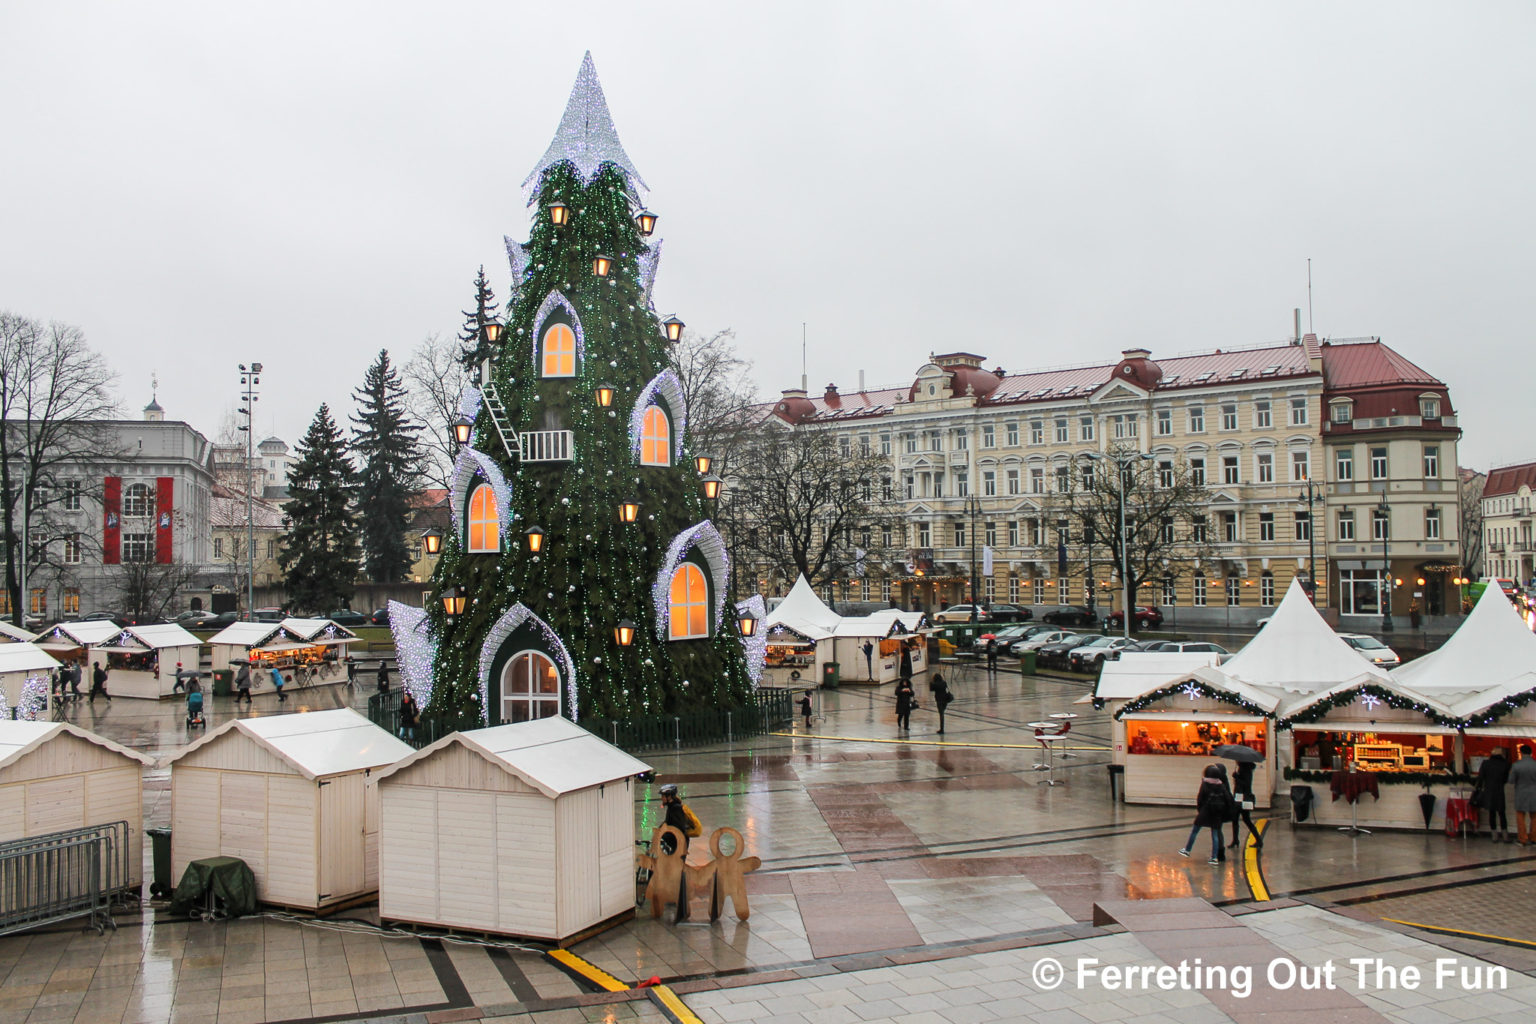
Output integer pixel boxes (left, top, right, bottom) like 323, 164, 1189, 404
478, 381, 522, 462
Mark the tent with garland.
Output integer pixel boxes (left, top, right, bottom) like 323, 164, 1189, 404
761, 576, 928, 685
393, 54, 754, 727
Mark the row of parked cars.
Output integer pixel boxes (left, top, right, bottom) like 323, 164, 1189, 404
973, 623, 1230, 672
933, 603, 1170, 631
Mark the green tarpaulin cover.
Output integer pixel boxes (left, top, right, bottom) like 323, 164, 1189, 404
169, 856, 257, 918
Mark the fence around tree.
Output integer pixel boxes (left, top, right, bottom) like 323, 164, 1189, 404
368, 686, 795, 753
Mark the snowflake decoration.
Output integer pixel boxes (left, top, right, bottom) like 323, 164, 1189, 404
324, 624, 338, 639
1358, 691, 1383, 712
1181, 682, 1202, 702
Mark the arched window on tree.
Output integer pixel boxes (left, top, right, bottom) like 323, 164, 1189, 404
640, 405, 671, 466
500, 650, 561, 722
467, 482, 499, 553
541, 322, 576, 377
669, 562, 709, 639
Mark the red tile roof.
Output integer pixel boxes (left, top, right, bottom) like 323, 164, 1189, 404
1486, 462, 1536, 498
1320, 340, 1439, 388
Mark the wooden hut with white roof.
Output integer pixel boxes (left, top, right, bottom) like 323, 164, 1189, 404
0, 642, 68, 716
0, 620, 39, 643
207, 618, 355, 691
0, 721, 152, 889
376, 717, 651, 943
65, 623, 205, 699
167, 708, 411, 910
36, 620, 121, 692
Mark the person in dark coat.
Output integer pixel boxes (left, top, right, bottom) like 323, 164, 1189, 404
1479, 747, 1512, 841
898, 644, 913, 683
1179, 764, 1234, 864
234, 663, 252, 705
1509, 745, 1536, 846
1227, 760, 1262, 849
89, 661, 110, 703
862, 640, 875, 678
985, 639, 998, 674
398, 691, 421, 742
376, 662, 391, 693
798, 690, 814, 731
930, 672, 953, 735
894, 679, 916, 732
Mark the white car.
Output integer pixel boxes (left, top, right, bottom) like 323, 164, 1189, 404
1015, 630, 1082, 653
1066, 636, 1139, 670
1339, 633, 1401, 667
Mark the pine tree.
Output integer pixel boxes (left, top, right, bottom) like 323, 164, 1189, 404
351, 349, 423, 582
280, 405, 361, 613
414, 54, 754, 723
458, 266, 499, 373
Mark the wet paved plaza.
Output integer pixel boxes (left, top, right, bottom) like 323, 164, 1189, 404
5, 663, 1536, 1023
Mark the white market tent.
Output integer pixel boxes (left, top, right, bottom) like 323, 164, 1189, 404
377, 717, 652, 943
168, 708, 412, 910
762, 576, 928, 684
0, 721, 152, 889
1220, 579, 1394, 703
1394, 584, 1536, 700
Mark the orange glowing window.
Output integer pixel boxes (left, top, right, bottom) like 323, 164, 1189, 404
641, 405, 671, 466
541, 323, 576, 377
468, 483, 499, 552
669, 563, 709, 639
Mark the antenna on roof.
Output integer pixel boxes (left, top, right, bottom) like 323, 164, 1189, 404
1306, 258, 1314, 335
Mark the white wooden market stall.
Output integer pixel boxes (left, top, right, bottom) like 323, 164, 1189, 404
0, 642, 68, 716
376, 716, 652, 943
69, 623, 205, 700
207, 618, 355, 691
762, 576, 928, 686
167, 708, 412, 910
0, 620, 38, 643
0, 721, 152, 889
35, 620, 121, 697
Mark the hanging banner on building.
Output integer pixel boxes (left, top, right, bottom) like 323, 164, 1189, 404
1056, 540, 1067, 578
983, 545, 994, 577
155, 477, 174, 564
102, 476, 121, 565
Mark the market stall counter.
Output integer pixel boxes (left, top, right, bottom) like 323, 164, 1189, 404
36, 621, 203, 700
207, 618, 356, 692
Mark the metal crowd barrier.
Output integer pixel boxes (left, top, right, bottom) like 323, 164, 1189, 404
0, 821, 134, 936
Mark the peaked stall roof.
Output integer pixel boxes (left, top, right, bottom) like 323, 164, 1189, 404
0, 620, 37, 643
120, 623, 203, 650
170, 708, 411, 780
378, 716, 651, 799
37, 620, 124, 648
282, 618, 359, 642
0, 642, 67, 675
1094, 652, 1226, 701
206, 621, 292, 647
1217, 578, 1392, 696
762, 575, 841, 641
523, 51, 646, 190
1392, 584, 1536, 696
0, 720, 152, 771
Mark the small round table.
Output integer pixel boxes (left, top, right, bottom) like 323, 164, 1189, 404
1035, 735, 1065, 786
1049, 713, 1079, 758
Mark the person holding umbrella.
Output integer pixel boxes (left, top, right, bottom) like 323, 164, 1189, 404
1215, 744, 1264, 849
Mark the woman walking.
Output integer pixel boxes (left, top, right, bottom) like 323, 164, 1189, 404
1228, 760, 1262, 849
894, 678, 916, 733
1179, 764, 1235, 864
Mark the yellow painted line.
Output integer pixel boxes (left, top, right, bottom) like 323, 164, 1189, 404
769, 731, 1109, 751
1243, 818, 1270, 902
546, 949, 629, 992
1380, 919, 1536, 950
648, 983, 705, 1024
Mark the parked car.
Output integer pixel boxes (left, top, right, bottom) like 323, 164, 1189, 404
1154, 641, 1231, 660
998, 625, 1063, 654
370, 607, 390, 626
1106, 605, 1163, 630
174, 610, 219, 627
326, 609, 369, 627
1036, 635, 1089, 668
933, 604, 989, 624
984, 603, 1033, 623
983, 624, 1045, 653
205, 610, 242, 627
252, 607, 285, 622
1067, 635, 1140, 671
1338, 633, 1401, 667
1042, 605, 1099, 628
1014, 629, 1081, 654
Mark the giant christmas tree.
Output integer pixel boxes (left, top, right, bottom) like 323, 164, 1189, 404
392, 54, 757, 724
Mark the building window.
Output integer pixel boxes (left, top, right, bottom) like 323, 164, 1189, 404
1192, 574, 1207, 607
1372, 508, 1389, 541
1289, 396, 1309, 426
1158, 461, 1174, 488
906, 434, 918, 454
1259, 512, 1275, 542
1029, 519, 1044, 545
1192, 516, 1208, 543
1007, 521, 1019, 546
1114, 414, 1139, 438
1188, 406, 1205, 433
1221, 512, 1238, 543
1331, 401, 1352, 424
1420, 396, 1441, 420
1055, 465, 1070, 492
982, 471, 996, 496
1260, 572, 1275, 606
1162, 577, 1176, 606
1254, 400, 1272, 429
1029, 421, 1043, 445
954, 522, 967, 548
267, 539, 277, 559
1222, 456, 1239, 484
880, 433, 891, 455
62, 481, 82, 512
984, 577, 996, 601
1081, 463, 1095, 490
1079, 416, 1094, 442
1226, 575, 1241, 606
122, 482, 153, 518
541, 322, 576, 377
1156, 409, 1173, 436
502, 650, 561, 722
122, 533, 152, 563
928, 430, 942, 452
955, 476, 968, 497
918, 522, 930, 547
63, 534, 81, 564
985, 521, 997, 546
904, 474, 915, 499
933, 473, 944, 497
1221, 404, 1238, 431
1006, 468, 1020, 495
1006, 422, 1019, 446
1030, 467, 1045, 493
881, 579, 891, 601
669, 563, 710, 639
1257, 452, 1273, 483
63, 588, 80, 616
1370, 447, 1388, 480
640, 406, 671, 466
214, 537, 224, 559
1423, 445, 1439, 478
1161, 517, 1175, 544
839, 435, 852, 458
1189, 458, 1205, 486
30, 589, 45, 616
981, 425, 995, 448
468, 483, 500, 552
1295, 511, 1311, 542
1054, 418, 1069, 443
1337, 510, 1355, 540
1336, 449, 1353, 481
953, 429, 967, 451
1339, 569, 1388, 616
1008, 576, 1019, 602
1057, 578, 1071, 604
1425, 507, 1441, 540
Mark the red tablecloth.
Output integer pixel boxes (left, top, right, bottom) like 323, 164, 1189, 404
1444, 798, 1476, 836
1330, 771, 1380, 804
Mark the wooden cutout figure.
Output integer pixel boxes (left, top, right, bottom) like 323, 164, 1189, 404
639, 824, 692, 922
707, 826, 761, 921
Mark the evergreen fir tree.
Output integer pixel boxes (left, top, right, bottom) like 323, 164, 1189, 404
280, 404, 361, 613
351, 349, 423, 582
409, 54, 754, 724
458, 266, 499, 372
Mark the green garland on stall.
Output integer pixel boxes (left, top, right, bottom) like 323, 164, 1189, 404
1113, 679, 1273, 720
1282, 767, 1476, 787
1459, 689, 1536, 728
1276, 683, 1462, 731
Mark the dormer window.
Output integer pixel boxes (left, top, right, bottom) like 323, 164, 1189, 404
1330, 400, 1353, 424
1420, 395, 1441, 420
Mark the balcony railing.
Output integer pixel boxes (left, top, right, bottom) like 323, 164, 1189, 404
518, 429, 574, 462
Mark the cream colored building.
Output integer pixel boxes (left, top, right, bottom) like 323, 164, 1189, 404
1481, 462, 1536, 587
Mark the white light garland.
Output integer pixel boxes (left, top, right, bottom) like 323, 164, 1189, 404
521, 52, 648, 194
637, 239, 662, 306
653, 521, 730, 637
628, 369, 688, 463
736, 594, 767, 686
449, 447, 513, 548
529, 290, 587, 368
477, 604, 579, 722
458, 384, 483, 424
503, 237, 530, 301
387, 601, 437, 706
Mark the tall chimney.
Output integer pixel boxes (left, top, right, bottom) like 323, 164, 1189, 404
858, 369, 865, 393
1293, 308, 1301, 345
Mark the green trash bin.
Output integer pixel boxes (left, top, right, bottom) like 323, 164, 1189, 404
147, 827, 172, 897
1019, 650, 1037, 675
821, 662, 840, 689
212, 670, 233, 697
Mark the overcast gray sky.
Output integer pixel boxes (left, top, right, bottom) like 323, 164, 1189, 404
3, 2, 1532, 468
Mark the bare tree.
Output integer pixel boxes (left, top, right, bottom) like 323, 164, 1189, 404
730, 426, 905, 598
671, 328, 758, 469
1459, 467, 1486, 580
113, 559, 202, 623
0, 313, 120, 628
1057, 447, 1214, 612
403, 332, 468, 492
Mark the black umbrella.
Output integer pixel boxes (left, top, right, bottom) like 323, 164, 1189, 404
1213, 744, 1264, 764
1418, 792, 1437, 830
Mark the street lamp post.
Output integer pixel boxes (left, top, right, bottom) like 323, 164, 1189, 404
238, 363, 262, 619
962, 496, 982, 622
1297, 479, 1322, 605
1377, 498, 1394, 633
